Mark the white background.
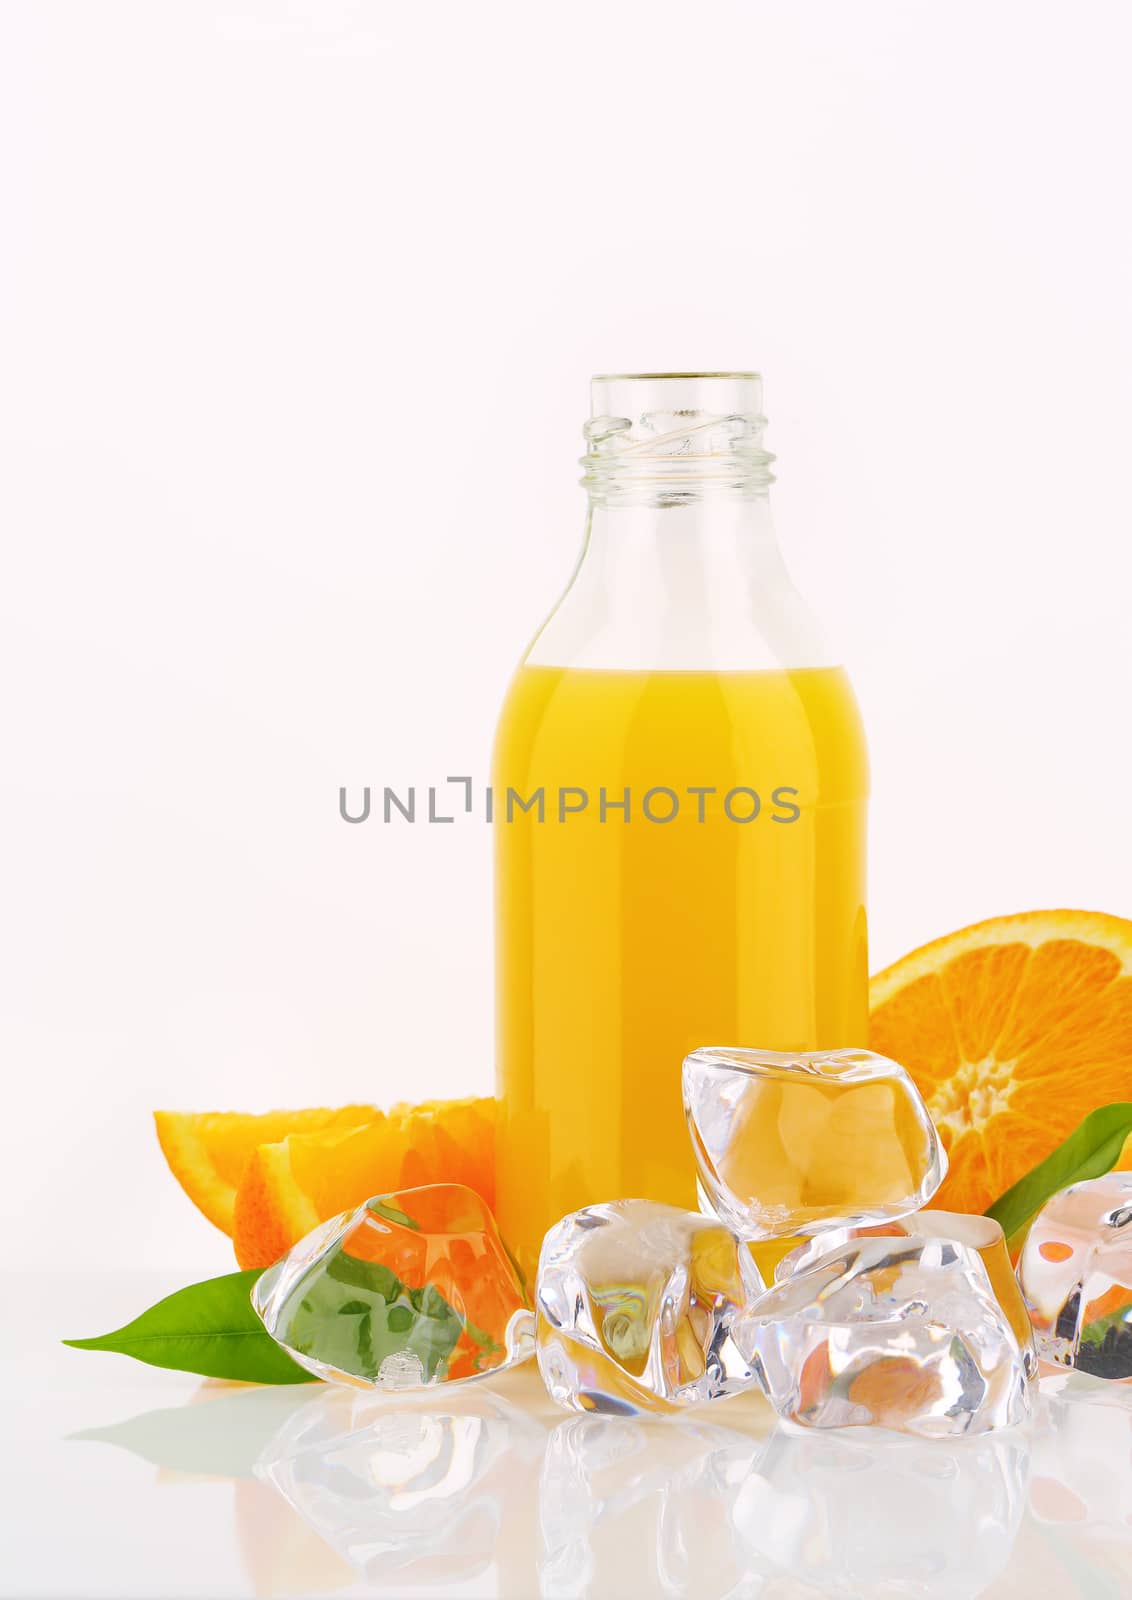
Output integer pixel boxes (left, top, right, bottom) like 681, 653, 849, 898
2, 1, 1130, 1274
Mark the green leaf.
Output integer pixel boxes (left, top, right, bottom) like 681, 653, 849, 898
324, 1250, 400, 1298
1077, 1301, 1132, 1380
63, 1271, 316, 1386
366, 1198, 421, 1230
984, 1102, 1132, 1246
1080, 1299, 1132, 1350
281, 1246, 463, 1381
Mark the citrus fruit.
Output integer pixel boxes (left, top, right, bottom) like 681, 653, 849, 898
154, 1106, 379, 1235
869, 909, 1132, 1217
232, 1096, 496, 1269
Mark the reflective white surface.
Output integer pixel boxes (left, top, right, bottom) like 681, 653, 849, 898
6, 1273, 1132, 1598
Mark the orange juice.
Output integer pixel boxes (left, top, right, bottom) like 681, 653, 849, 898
493, 662, 868, 1278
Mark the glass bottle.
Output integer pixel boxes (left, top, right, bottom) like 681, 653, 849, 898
492, 373, 868, 1280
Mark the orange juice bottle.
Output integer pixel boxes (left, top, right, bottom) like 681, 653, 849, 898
493, 374, 868, 1279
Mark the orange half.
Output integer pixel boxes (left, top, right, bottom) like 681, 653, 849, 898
232, 1096, 496, 1269
870, 909, 1132, 1216
154, 1105, 380, 1235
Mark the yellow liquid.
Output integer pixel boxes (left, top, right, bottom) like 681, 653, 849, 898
493, 665, 868, 1280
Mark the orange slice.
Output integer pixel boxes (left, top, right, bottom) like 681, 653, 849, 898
154, 1106, 379, 1236
870, 909, 1132, 1216
232, 1096, 496, 1269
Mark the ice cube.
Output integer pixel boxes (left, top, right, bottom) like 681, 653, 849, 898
1016, 1172, 1132, 1380
742, 1234, 1033, 1436
777, 1209, 1038, 1377
683, 1047, 946, 1241
535, 1200, 764, 1414
252, 1183, 534, 1389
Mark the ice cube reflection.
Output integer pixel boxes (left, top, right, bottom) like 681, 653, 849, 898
539, 1412, 766, 1598
731, 1424, 1030, 1597
1030, 1375, 1132, 1543
72, 1373, 1132, 1598
254, 1381, 545, 1588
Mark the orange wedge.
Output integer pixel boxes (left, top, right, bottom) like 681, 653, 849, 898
232, 1096, 496, 1269
870, 909, 1132, 1216
154, 1106, 379, 1236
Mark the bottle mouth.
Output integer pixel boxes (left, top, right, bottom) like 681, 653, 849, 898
583, 372, 774, 499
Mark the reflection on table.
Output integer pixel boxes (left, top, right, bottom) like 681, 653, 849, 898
72, 1366, 1132, 1598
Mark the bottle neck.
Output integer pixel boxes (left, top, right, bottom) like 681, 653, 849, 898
582, 488, 782, 575
582, 392, 775, 510
528, 489, 829, 673
522, 371, 831, 672
580, 372, 779, 571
